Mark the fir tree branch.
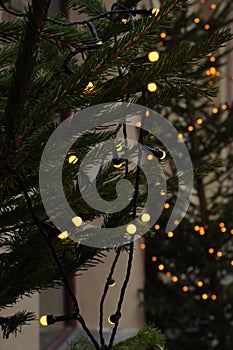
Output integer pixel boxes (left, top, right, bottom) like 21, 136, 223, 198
3, 0, 51, 147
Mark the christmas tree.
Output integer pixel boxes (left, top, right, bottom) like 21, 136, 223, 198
0, 0, 232, 349
144, 1, 233, 349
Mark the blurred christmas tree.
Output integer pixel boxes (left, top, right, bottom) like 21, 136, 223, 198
0, 0, 232, 349
144, 1, 233, 349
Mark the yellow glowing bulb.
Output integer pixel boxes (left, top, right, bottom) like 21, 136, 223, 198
151, 8, 160, 16
183, 286, 188, 292
172, 276, 178, 283
230, 260, 233, 266
116, 143, 123, 152
204, 24, 210, 30
212, 108, 218, 114
96, 40, 102, 45
141, 213, 151, 223
108, 280, 116, 287
121, 18, 128, 24
202, 293, 208, 300
126, 224, 137, 235
164, 203, 170, 209
58, 231, 69, 240
206, 69, 211, 76
136, 121, 141, 128
210, 56, 216, 62
231, 229, 233, 235
40, 316, 48, 327
208, 248, 214, 254
160, 190, 166, 196
113, 161, 123, 169
174, 219, 179, 225
146, 110, 150, 117
188, 125, 194, 132
68, 155, 78, 164
194, 17, 200, 24
152, 256, 157, 262
148, 51, 160, 62
211, 294, 217, 300
147, 82, 157, 92
221, 227, 227, 233
167, 231, 174, 238
194, 225, 200, 231
199, 228, 205, 236
108, 315, 115, 325
210, 67, 217, 75
158, 264, 165, 271
219, 222, 225, 227
197, 281, 203, 287
216, 251, 223, 257
72, 216, 82, 227
147, 154, 153, 161
177, 133, 183, 139
210, 4, 217, 10
221, 104, 228, 110
154, 224, 160, 230
140, 243, 146, 250
196, 118, 203, 125
160, 32, 166, 39
159, 150, 166, 160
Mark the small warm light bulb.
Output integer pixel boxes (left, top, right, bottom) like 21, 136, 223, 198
196, 118, 203, 125
199, 228, 205, 236
202, 293, 208, 300
164, 203, 170, 209
158, 264, 165, 271
177, 133, 184, 139
141, 213, 151, 223
136, 121, 141, 128
209, 67, 217, 75
151, 8, 160, 16
221, 227, 227, 233
148, 51, 160, 62
154, 224, 160, 230
167, 231, 174, 238
197, 280, 203, 287
108, 315, 115, 325
174, 219, 179, 225
231, 229, 233, 235
40, 315, 48, 327
147, 154, 154, 161
108, 279, 116, 287
212, 108, 219, 114
194, 17, 200, 24
219, 222, 225, 227
146, 110, 150, 117
160, 190, 166, 196
121, 18, 128, 24
159, 150, 166, 160
208, 248, 214, 254
160, 32, 166, 39
183, 286, 188, 292
113, 159, 123, 168
210, 56, 216, 62
116, 143, 123, 152
140, 243, 146, 250
210, 3, 217, 10
72, 216, 82, 227
194, 225, 200, 231
221, 104, 228, 110
172, 276, 178, 283
96, 40, 102, 45
58, 231, 69, 240
188, 125, 194, 132
204, 24, 210, 30
230, 260, 233, 266
126, 224, 137, 235
152, 256, 157, 262
211, 294, 217, 300
166, 271, 171, 277
147, 82, 157, 92
216, 251, 223, 257
68, 155, 78, 164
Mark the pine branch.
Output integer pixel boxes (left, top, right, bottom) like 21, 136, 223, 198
0, 311, 34, 339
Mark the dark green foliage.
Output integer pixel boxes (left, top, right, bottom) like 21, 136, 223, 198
144, 1, 233, 349
0, 0, 232, 345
